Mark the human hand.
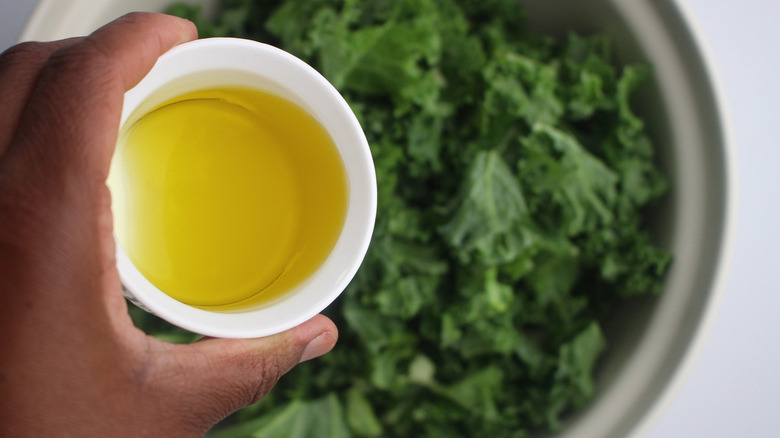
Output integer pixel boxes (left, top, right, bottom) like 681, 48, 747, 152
0, 13, 337, 437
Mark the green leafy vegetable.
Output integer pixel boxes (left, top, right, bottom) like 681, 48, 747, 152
151, 0, 674, 436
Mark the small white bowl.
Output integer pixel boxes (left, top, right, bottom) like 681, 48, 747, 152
116, 38, 376, 339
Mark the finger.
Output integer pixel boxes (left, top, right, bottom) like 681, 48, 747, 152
0, 38, 82, 156
153, 315, 338, 430
5, 12, 197, 185
0, 13, 196, 323
80, 12, 198, 91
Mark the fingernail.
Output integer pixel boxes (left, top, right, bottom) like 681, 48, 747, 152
173, 17, 198, 43
300, 333, 335, 363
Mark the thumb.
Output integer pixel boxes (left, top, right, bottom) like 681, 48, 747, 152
153, 314, 338, 431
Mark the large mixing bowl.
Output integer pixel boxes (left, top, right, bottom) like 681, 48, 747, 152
19, 0, 734, 436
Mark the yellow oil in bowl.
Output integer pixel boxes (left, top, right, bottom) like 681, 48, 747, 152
108, 86, 348, 309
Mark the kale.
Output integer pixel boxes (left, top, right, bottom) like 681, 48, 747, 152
144, 0, 674, 435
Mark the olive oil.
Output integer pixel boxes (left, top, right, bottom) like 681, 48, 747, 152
108, 86, 348, 308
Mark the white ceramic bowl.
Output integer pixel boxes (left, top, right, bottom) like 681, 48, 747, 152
20, 1, 734, 436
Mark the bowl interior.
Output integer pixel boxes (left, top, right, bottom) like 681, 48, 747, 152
520, 1, 730, 437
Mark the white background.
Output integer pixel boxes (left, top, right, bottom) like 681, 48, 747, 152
2, 1, 779, 436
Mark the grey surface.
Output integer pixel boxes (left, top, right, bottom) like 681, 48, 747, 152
0, 0, 37, 50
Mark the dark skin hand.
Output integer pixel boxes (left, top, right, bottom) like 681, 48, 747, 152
0, 13, 337, 437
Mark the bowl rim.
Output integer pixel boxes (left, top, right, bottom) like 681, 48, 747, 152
623, 1, 737, 436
